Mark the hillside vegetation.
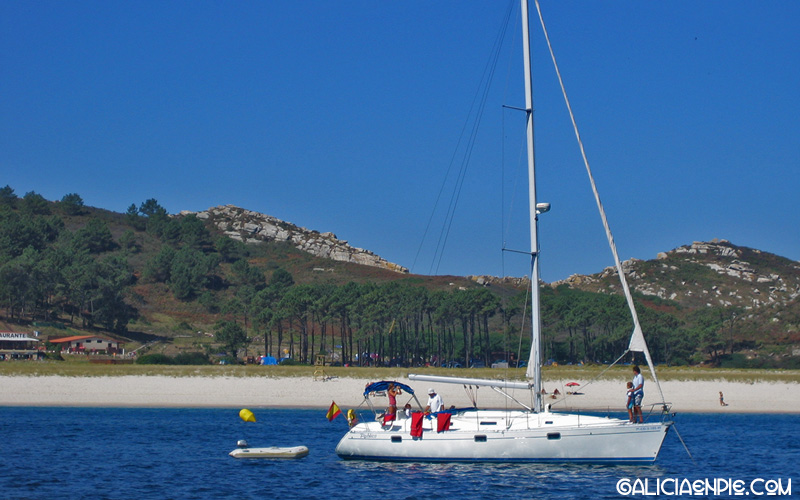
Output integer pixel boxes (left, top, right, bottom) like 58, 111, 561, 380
1, 186, 798, 369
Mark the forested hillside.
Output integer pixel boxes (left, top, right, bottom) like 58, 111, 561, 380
1, 186, 798, 369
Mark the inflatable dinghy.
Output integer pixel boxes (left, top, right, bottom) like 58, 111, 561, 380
229, 440, 309, 459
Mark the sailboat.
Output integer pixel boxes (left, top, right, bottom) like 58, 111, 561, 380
335, 0, 672, 463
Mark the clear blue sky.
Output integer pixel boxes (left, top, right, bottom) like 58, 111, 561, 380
2, 1, 798, 282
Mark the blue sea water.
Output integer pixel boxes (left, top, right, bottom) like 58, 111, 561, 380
1, 407, 796, 499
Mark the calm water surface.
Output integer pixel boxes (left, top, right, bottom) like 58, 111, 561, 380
1, 407, 796, 499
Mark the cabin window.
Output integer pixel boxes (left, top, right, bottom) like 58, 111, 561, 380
391, 436, 402, 443
547, 432, 561, 440
545, 421, 553, 424
474, 435, 487, 442
480, 421, 497, 426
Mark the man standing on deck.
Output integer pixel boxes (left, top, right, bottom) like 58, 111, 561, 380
631, 365, 644, 423
425, 388, 443, 414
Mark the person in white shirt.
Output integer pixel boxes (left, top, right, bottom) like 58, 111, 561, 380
425, 388, 443, 414
631, 365, 644, 423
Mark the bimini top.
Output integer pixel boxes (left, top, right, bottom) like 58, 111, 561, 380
363, 380, 414, 397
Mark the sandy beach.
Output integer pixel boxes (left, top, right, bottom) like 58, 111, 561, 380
2, 374, 798, 413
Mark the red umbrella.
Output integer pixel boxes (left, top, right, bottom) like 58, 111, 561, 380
565, 382, 580, 387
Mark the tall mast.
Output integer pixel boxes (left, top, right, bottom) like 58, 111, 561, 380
521, 0, 542, 413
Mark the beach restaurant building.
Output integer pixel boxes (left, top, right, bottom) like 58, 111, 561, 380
0, 332, 42, 360
49, 335, 123, 355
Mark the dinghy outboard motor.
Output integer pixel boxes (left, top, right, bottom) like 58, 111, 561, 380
237, 440, 249, 449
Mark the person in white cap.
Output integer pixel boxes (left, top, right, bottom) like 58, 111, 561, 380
425, 388, 443, 414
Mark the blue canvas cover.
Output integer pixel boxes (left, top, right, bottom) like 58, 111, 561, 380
363, 380, 415, 397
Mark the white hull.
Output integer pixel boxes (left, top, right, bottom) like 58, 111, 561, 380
229, 445, 309, 459
336, 409, 670, 463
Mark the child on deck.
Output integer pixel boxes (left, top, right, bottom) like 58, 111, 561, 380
626, 381, 635, 422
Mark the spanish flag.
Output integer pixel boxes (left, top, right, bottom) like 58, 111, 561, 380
326, 401, 342, 421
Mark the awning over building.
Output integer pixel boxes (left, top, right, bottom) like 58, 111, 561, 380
0, 332, 40, 343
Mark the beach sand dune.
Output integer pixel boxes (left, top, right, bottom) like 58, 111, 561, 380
2, 375, 797, 413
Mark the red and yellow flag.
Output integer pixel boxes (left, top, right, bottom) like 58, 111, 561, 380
326, 401, 342, 421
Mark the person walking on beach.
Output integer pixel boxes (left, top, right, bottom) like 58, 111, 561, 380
631, 365, 644, 423
719, 391, 728, 407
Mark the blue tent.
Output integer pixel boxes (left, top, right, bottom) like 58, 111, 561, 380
260, 355, 277, 365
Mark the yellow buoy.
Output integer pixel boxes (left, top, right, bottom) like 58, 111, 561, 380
239, 408, 256, 423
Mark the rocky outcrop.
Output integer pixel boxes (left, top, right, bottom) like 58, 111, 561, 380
180, 205, 408, 273
550, 239, 800, 311
468, 275, 531, 287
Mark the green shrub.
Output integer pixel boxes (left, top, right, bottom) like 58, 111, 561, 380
173, 352, 211, 365
669, 357, 689, 367
719, 352, 800, 370
176, 321, 193, 331
779, 357, 800, 369
719, 353, 752, 368
135, 353, 174, 365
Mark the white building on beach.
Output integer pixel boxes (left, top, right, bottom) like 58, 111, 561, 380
0, 331, 42, 360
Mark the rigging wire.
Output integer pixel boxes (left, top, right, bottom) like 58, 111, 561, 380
499, 4, 524, 384
409, 0, 516, 275
549, 350, 629, 408
672, 424, 698, 466
430, 1, 515, 275
533, 0, 666, 404
516, 276, 531, 369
